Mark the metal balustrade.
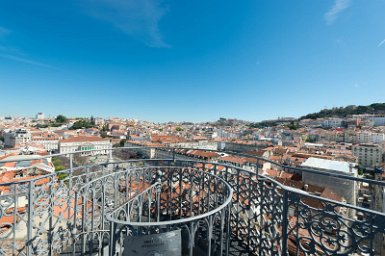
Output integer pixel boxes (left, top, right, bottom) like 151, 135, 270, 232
0, 146, 385, 255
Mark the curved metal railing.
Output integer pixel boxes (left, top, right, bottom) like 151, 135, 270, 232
0, 146, 385, 255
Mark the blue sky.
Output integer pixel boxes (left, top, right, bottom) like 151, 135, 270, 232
0, 0, 385, 122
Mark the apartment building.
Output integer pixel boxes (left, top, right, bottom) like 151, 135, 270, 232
322, 118, 343, 128
356, 132, 385, 144
31, 132, 60, 152
367, 115, 385, 127
353, 143, 384, 168
59, 136, 112, 155
3, 129, 32, 148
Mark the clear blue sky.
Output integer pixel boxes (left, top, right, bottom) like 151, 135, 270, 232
0, 0, 384, 122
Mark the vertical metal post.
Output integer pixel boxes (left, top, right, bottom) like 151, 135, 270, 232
27, 181, 35, 256
207, 216, 213, 256
69, 153, 74, 173
247, 174, 252, 250
72, 192, 79, 256
114, 173, 118, 208
256, 159, 260, 177
179, 169, 183, 218
225, 204, 231, 256
258, 179, 264, 254
13, 184, 18, 256
48, 177, 54, 256
189, 172, 193, 216
281, 190, 289, 256
219, 209, 225, 255
208, 172, 212, 212
68, 154, 74, 230
172, 148, 176, 163
235, 169, 240, 237
189, 222, 195, 256
157, 178, 161, 222
81, 191, 87, 254
109, 222, 115, 256
90, 187, 95, 256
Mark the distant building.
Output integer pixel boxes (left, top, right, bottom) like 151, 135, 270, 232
367, 115, 385, 127
322, 118, 343, 128
36, 112, 45, 120
353, 144, 384, 168
356, 132, 385, 144
223, 141, 271, 152
31, 132, 59, 152
301, 157, 357, 205
3, 129, 32, 148
91, 116, 105, 126
59, 136, 112, 155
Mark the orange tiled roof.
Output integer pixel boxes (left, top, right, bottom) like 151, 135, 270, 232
60, 136, 109, 143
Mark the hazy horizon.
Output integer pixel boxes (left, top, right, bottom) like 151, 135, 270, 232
1, 0, 385, 122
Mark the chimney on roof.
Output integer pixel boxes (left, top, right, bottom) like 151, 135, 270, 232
304, 184, 309, 192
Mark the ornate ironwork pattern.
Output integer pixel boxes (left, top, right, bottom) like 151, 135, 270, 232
1, 147, 385, 255
285, 190, 385, 255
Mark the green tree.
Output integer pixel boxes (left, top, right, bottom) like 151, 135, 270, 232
55, 115, 68, 124
70, 119, 94, 130
113, 139, 127, 148
287, 121, 299, 130
52, 157, 67, 180
119, 139, 127, 147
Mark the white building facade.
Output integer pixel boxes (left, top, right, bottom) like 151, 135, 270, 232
322, 118, 343, 128
3, 129, 32, 148
356, 132, 385, 144
353, 144, 384, 168
59, 136, 112, 155
301, 158, 357, 206
367, 116, 385, 127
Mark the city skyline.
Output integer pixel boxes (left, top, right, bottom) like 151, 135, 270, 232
2, 102, 385, 124
1, 0, 385, 122
2, 1, 385, 255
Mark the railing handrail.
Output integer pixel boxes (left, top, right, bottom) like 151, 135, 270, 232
2, 146, 385, 216
1, 146, 383, 187
106, 195, 233, 227
62, 157, 385, 217
0, 172, 56, 186
1, 146, 385, 255
75, 164, 234, 226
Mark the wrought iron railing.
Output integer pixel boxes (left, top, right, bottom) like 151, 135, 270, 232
0, 146, 384, 255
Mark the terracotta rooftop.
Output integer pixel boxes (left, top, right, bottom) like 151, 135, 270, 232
60, 136, 109, 143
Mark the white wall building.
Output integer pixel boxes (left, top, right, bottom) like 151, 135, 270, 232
3, 129, 32, 148
301, 158, 357, 205
367, 116, 385, 127
356, 132, 385, 144
59, 136, 112, 155
322, 118, 343, 128
36, 112, 45, 120
32, 137, 59, 152
353, 143, 384, 168
169, 141, 218, 150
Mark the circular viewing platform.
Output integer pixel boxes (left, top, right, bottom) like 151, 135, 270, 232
0, 146, 385, 255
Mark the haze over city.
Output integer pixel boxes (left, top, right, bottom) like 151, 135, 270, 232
1, 0, 385, 121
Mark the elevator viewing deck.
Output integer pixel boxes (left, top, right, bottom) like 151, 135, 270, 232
0, 147, 385, 255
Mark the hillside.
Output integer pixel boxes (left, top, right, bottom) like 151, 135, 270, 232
300, 103, 385, 120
